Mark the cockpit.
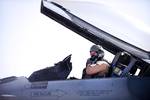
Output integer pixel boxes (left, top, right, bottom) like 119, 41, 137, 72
24, 50, 149, 83
25, 0, 150, 82
110, 51, 150, 77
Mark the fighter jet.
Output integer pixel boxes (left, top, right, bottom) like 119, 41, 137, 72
0, 0, 150, 100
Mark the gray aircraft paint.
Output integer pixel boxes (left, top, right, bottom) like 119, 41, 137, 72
0, 77, 150, 100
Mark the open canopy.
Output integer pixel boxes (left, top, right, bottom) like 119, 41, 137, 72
41, 0, 150, 63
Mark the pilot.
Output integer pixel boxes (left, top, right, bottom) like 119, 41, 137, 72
82, 45, 110, 79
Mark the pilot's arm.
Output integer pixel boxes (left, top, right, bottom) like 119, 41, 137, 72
86, 61, 109, 75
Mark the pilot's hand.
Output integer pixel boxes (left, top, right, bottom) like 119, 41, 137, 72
87, 64, 96, 67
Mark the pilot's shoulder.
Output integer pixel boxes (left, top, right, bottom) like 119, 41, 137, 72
97, 59, 110, 66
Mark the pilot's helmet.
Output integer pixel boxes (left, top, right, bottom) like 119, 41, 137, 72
90, 45, 104, 59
